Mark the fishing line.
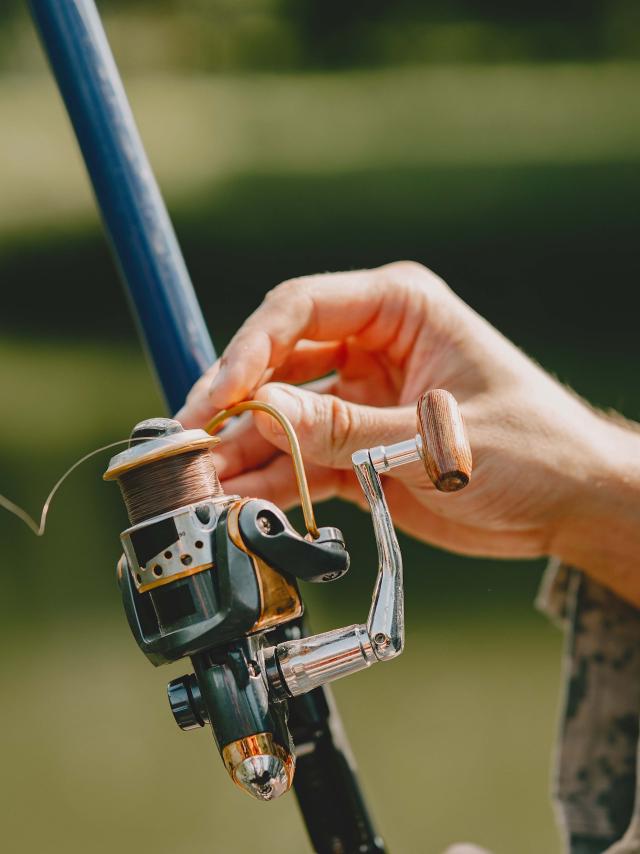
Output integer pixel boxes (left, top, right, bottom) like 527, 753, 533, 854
0, 438, 143, 537
118, 448, 223, 525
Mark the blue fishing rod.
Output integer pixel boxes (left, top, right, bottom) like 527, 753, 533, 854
27, 2, 386, 851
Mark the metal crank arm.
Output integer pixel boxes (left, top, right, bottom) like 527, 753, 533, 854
263, 389, 472, 699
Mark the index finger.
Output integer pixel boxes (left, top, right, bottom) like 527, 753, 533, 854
202, 265, 406, 410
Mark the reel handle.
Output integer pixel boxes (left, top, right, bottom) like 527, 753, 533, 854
417, 389, 472, 492
263, 389, 472, 699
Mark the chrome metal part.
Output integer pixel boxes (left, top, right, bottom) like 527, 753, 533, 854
369, 437, 421, 473
270, 624, 377, 698
353, 450, 404, 661
263, 445, 407, 698
130, 417, 184, 440
234, 754, 291, 801
120, 495, 235, 592
222, 732, 295, 801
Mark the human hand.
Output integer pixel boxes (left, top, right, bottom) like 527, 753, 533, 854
177, 262, 640, 605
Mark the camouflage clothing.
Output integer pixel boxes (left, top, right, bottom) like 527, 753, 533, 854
443, 561, 640, 854
538, 561, 640, 854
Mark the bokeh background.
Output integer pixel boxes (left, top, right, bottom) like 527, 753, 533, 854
1, 2, 639, 852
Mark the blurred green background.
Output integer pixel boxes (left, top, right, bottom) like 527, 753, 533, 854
1, 2, 639, 852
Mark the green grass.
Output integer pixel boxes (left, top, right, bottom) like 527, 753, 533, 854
0, 613, 562, 854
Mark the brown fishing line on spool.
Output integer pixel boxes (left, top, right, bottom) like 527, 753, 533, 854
116, 448, 224, 526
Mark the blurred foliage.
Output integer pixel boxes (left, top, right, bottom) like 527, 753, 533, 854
279, 0, 633, 66
2, 0, 639, 71
1, 64, 639, 371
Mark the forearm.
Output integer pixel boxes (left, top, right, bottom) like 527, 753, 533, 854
552, 415, 640, 607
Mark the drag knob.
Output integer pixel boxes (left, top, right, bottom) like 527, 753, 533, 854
130, 417, 183, 443
167, 674, 208, 731
417, 389, 472, 492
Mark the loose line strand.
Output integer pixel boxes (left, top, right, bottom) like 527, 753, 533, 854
0, 438, 141, 537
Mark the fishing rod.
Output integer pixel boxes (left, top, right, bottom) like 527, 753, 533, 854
27, 2, 472, 851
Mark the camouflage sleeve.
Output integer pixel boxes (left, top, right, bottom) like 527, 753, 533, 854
538, 561, 640, 854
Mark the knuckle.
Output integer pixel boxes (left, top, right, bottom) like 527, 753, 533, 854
263, 283, 281, 302
267, 276, 318, 338
387, 259, 426, 277
384, 260, 450, 298
269, 276, 305, 301
262, 284, 284, 308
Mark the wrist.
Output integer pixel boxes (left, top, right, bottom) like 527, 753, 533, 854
551, 412, 640, 606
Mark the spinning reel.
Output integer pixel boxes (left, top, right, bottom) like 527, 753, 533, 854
104, 389, 471, 801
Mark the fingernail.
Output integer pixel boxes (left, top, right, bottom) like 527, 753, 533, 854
209, 359, 228, 390
207, 360, 229, 408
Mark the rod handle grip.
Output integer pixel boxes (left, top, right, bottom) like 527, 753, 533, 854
417, 389, 472, 492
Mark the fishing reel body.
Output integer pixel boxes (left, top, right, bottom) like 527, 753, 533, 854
117, 494, 349, 666
106, 420, 350, 799
104, 390, 471, 802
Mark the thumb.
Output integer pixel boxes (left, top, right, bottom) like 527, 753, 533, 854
253, 382, 412, 469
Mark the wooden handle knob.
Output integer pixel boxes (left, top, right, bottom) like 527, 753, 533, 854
417, 389, 472, 492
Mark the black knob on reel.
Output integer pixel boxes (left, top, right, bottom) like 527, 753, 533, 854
167, 674, 207, 731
